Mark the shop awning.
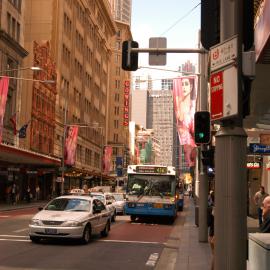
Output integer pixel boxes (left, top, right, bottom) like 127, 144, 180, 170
0, 143, 61, 166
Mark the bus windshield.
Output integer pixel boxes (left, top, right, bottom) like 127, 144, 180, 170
127, 174, 175, 197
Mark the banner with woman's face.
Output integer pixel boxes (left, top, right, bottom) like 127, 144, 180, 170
64, 126, 79, 166
173, 76, 197, 167
0, 77, 9, 143
103, 146, 112, 174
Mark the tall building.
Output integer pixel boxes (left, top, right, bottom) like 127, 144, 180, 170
20, 0, 116, 195
131, 89, 148, 129
109, 0, 132, 25
107, 20, 132, 176
147, 90, 176, 166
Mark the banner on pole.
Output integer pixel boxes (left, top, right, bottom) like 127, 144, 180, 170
173, 76, 197, 167
0, 77, 9, 143
64, 126, 79, 166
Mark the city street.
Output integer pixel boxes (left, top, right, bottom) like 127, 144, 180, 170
0, 207, 179, 270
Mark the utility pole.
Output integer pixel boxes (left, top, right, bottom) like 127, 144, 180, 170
215, 1, 247, 269
198, 46, 209, 242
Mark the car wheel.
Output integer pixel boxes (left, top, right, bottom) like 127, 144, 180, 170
30, 236, 40, 243
101, 221, 110, 237
111, 211, 116, 222
81, 224, 91, 244
130, 215, 136, 222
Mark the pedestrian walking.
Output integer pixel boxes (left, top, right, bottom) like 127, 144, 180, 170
208, 191, 215, 270
10, 183, 17, 205
254, 186, 268, 227
35, 185, 40, 200
260, 195, 270, 233
26, 186, 32, 203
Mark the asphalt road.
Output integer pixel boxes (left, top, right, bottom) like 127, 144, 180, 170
0, 208, 179, 270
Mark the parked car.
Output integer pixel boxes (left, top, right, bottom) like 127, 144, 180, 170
112, 193, 126, 215
90, 192, 117, 222
29, 195, 111, 244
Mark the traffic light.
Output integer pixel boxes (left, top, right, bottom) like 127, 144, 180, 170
194, 111, 211, 145
201, 0, 220, 50
122, 40, 139, 71
201, 148, 215, 167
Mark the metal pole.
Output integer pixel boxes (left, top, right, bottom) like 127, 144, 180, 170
61, 91, 68, 195
198, 50, 209, 242
215, 1, 247, 269
100, 127, 103, 187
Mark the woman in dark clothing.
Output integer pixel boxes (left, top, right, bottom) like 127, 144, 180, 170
208, 191, 215, 270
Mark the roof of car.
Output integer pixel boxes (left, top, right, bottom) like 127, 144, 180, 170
55, 195, 93, 201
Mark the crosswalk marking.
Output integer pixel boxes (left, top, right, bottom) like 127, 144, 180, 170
145, 252, 159, 267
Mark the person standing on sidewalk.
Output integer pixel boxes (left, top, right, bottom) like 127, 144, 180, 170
254, 186, 268, 227
260, 195, 270, 233
11, 183, 17, 205
208, 191, 215, 270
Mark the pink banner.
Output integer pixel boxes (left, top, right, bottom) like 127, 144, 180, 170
0, 77, 10, 143
64, 126, 79, 166
103, 146, 112, 174
173, 76, 197, 167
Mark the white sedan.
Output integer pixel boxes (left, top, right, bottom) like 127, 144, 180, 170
29, 195, 111, 244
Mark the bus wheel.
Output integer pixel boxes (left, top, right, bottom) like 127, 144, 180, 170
130, 215, 136, 222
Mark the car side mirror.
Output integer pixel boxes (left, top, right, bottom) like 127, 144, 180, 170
107, 201, 112, 205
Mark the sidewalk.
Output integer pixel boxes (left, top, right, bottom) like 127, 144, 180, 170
156, 197, 260, 270
0, 200, 48, 212
156, 198, 212, 270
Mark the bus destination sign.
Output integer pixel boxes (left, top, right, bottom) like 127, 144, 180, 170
136, 166, 167, 174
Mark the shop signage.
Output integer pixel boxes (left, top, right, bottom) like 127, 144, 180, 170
123, 80, 130, 126
210, 35, 238, 71
56, 177, 64, 182
247, 162, 261, 169
26, 170, 38, 174
249, 143, 270, 154
7, 167, 20, 172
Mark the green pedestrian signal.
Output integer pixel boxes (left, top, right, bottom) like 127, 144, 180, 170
194, 111, 211, 145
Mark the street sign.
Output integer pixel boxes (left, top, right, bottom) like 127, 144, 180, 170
210, 35, 238, 71
210, 66, 238, 121
149, 37, 167, 65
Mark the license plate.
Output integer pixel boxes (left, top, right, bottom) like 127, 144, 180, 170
45, 228, 57, 234
154, 203, 163, 208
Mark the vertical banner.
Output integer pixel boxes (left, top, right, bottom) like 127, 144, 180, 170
173, 76, 197, 167
0, 77, 9, 143
123, 80, 130, 126
64, 126, 79, 166
103, 146, 113, 174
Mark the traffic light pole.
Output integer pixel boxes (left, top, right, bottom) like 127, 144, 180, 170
198, 50, 209, 243
215, 1, 247, 269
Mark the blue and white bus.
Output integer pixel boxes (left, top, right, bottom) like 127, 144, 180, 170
125, 165, 177, 221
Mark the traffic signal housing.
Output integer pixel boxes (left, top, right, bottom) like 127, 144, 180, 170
194, 111, 211, 145
201, 148, 215, 167
201, 0, 220, 50
122, 40, 139, 71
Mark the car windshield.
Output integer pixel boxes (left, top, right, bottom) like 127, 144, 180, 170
127, 175, 175, 197
113, 194, 125, 201
44, 198, 90, 212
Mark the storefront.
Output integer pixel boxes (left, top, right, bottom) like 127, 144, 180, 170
0, 143, 60, 203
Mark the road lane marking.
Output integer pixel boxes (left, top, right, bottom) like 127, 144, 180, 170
146, 253, 159, 267
99, 239, 163, 245
0, 235, 28, 238
0, 239, 30, 242
0, 215, 10, 218
14, 228, 29, 233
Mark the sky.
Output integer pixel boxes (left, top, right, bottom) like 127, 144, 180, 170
131, 0, 201, 87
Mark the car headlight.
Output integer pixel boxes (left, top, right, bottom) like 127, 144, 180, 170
61, 221, 82, 227
30, 219, 42, 226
